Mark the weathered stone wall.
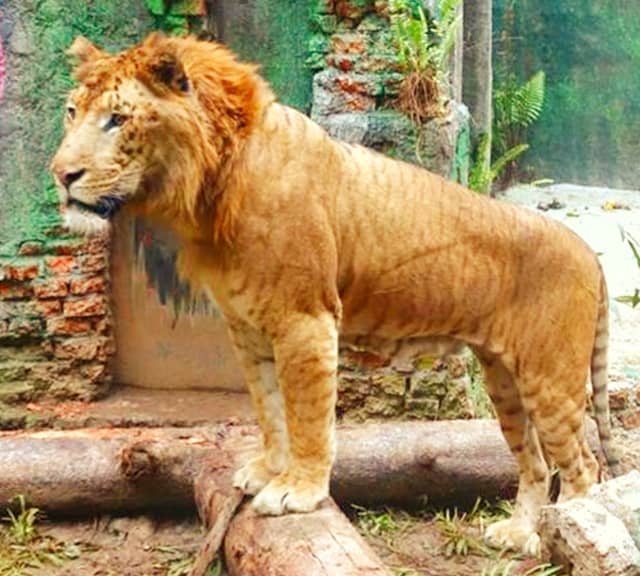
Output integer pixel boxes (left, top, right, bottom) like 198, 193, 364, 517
0, 232, 113, 402
308, 0, 475, 421
308, 0, 470, 183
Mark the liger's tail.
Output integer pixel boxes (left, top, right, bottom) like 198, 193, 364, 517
590, 269, 622, 477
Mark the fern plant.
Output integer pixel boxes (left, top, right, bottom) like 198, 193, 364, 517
494, 71, 545, 151
492, 70, 546, 186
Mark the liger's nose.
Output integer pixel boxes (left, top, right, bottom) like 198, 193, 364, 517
56, 168, 86, 189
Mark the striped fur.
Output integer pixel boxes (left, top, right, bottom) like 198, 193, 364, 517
51, 34, 619, 554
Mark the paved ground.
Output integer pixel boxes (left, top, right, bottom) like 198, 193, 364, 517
504, 183, 640, 385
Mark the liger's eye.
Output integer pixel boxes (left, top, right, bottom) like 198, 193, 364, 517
105, 113, 127, 131
66, 106, 76, 120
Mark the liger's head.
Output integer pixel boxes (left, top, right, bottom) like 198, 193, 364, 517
50, 33, 266, 236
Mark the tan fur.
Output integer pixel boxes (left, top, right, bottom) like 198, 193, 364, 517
51, 34, 618, 552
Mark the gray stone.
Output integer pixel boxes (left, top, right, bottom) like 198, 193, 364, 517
313, 102, 469, 180
589, 471, 640, 549
9, 17, 33, 56
539, 498, 640, 576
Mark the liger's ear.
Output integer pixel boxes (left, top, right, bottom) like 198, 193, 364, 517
66, 36, 106, 65
149, 50, 190, 93
142, 33, 189, 93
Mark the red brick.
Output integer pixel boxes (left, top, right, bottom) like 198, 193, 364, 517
1, 262, 40, 281
46, 255, 77, 274
47, 317, 92, 336
54, 336, 105, 361
620, 410, 640, 430
63, 294, 108, 318
79, 254, 107, 273
33, 277, 69, 298
34, 300, 62, 316
0, 281, 33, 300
70, 275, 106, 295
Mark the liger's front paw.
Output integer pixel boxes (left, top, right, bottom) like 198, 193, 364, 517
251, 472, 329, 516
232, 456, 279, 496
484, 518, 541, 556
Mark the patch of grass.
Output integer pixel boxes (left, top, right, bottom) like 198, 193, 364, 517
352, 506, 400, 537
434, 505, 492, 557
5, 496, 39, 545
0, 496, 83, 576
432, 498, 515, 557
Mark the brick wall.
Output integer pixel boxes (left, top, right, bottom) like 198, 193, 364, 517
0, 232, 114, 401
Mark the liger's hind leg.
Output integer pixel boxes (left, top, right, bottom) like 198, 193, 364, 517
477, 354, 549, 556
524, 375, 598, 502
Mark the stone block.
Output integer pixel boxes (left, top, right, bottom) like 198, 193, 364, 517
63, 294, 108, 318
33, 299, 62, 316
46, 317, 93, 336
45, 255, 77, 274
539, 496, 640, 576
589, 471, 640, 549
54, 336, 110, 361
33, 277, 68, 298
78, 253, 107, 273
69, 275, 106, 295
0, 281, 33, 300
0, 261, 40, 281
17, 241, 44, 256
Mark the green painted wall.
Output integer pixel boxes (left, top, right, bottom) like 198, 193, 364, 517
494, 0, 640, 188
0, 1, 153, 250
220, 0, 314, 112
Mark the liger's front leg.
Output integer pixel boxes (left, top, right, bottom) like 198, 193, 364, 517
226, 322, 289, 496
252, 312, 338, 515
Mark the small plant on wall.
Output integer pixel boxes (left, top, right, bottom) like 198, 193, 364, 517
389, 0, 461, 124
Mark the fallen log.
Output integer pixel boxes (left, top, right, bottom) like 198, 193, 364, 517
224, 499, 392, 576
0, 427, 220, 514
0, 419, 603, 514
189, 435, 251, 576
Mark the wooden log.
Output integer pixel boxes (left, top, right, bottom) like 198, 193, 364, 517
0, 427, 218, 514
225, 499, 392, 576
189, 434, 254, 576
332, 419, 518, 506
0, 419, 603, 514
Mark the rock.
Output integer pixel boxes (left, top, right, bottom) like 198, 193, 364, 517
539, 497, 640, 576
537, 197, 566, 211
313, 104, 469, 180
588, 471, 640, 549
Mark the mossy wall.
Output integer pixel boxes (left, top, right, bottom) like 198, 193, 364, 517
219, 0, 313, 112
0, 1, 153, 250
494, 0, 640, 188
